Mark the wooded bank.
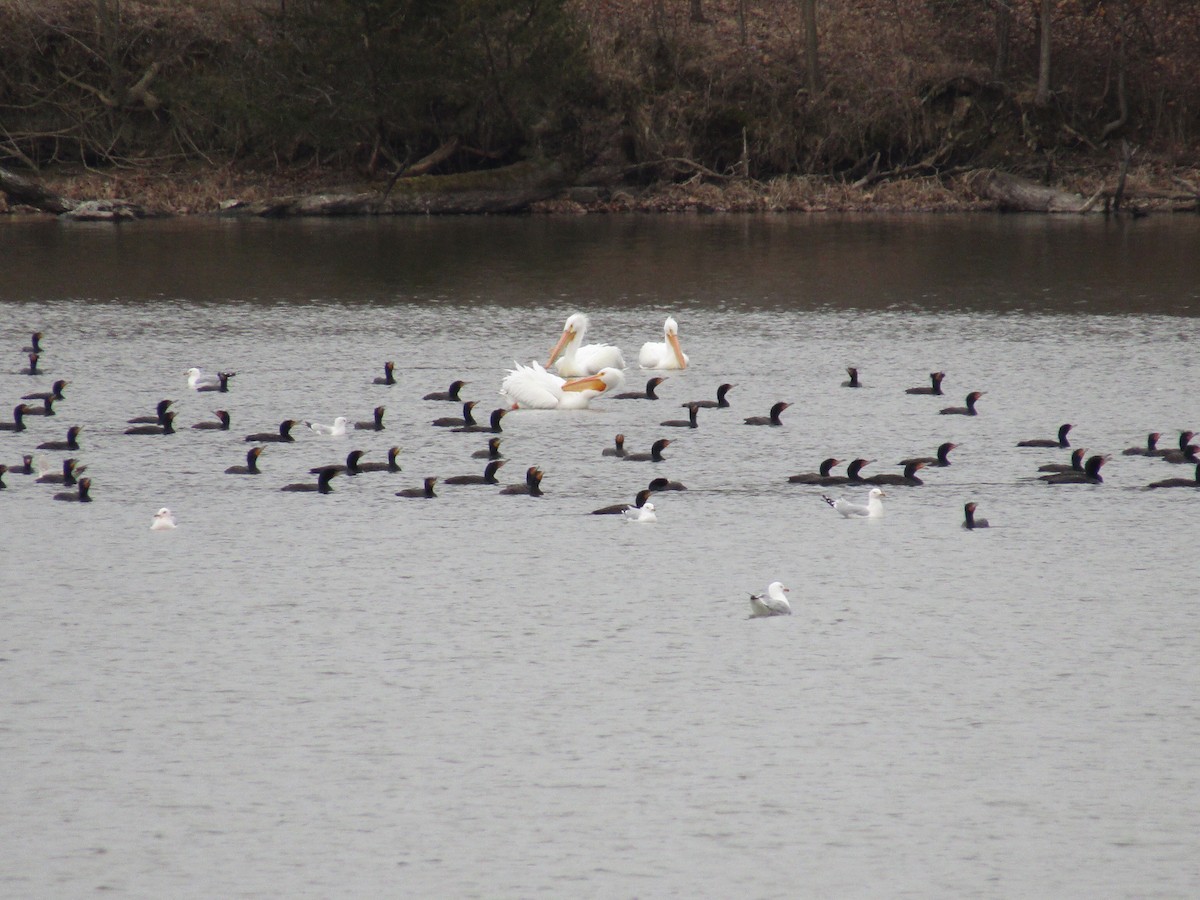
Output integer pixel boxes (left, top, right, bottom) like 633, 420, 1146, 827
1, 1, 1198, 217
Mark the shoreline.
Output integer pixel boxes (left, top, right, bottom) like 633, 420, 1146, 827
2, 158, 1198, 219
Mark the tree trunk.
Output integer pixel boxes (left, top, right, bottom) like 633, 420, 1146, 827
689, 0, 706, 24
803, 0, 821, 92
1035, 0, 1052, 105
992, 0, 1012, 79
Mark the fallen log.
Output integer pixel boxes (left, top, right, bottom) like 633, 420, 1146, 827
968, 169, 1100, 213
221, 160, 569, 217
0, 165, 164, 219
0, 165, 78, 214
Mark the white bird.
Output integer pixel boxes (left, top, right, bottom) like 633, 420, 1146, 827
500, 361, 625, 410
151, 507, 177, 531
639, 316, 689, 369
303, 416, 349, 437
623, 501, 657, 523
186, 367, 221, 390
823, 487, 886, 518
546, 313, 625, 377
749, 581, 792, 617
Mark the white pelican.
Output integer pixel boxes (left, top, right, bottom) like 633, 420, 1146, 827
547, 313, 625, 377
639, 316, 689, 370
623, 501, 657, 523
303, 416, 349, 437
500, 361, 625, 410
151, 507, 177, 530
749, 582, 792, 617
823, 487, 886, 518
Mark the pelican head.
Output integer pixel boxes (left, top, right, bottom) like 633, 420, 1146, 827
663, 317, 687, 368
548, 313, 590, 366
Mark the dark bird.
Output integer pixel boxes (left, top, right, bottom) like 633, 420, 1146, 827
128, 399, 174, 425
7, 454, 35, 476
613, 377, 667, 400
313, 450, 367, 476
396, 476, 439, 498
22, 379, 68, 402
373, 361, 397, 386
357, 446, 403, 473
423, 379, 468, 402
245, 420, 297, 443
1122, 433, 1161, 456
647, 476, 687, 491
1153, 431, 1196, 458
939, 391, 985, 416
354, 406, 386, 431
842, 367, 862, 388
23, 331, 44, 354
225, 446, 264, 475
625, 438, 672, 462
661, 402, 700, 428
1147, 463, 1200, 488
1018, 423, 1072, 448
196, 371, 236, 393
906, 371, 945, 395
452, 408, 507, 433
500, 466, 544, 496
281, 467, 339, 493
1038, 448, 1088, 475
868, 461, 926, 486
37, 425, 82, 451
472, 437, 503, 460
1044, 454, 1107, 484
817, 458, 874, 486
963, 502, 990, 529
1159, 444, 1199, 465
900, 442, 959, 468
0, 465, 6, 489
601, 434, 627, 458
690, 383, 735, 408
744, 401, 791, 426
592, 488, 654, 515
432, 400, 478, 428
0, 404, 29, 433
21, 396, 55, 417
19, 353, 41, 375
444, 460, 507, 485
788, 458, 842, 484
36, 458, 84, 485
53, 476, 92, 502
124, 411, 176, 435
192, 410, 231, 431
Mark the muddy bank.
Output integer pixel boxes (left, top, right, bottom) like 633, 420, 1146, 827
2, 158, 1198, 220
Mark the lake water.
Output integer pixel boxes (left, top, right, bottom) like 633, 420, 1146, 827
1, 214, 1198, 898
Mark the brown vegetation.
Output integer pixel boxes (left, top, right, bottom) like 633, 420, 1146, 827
1, 0, 1198, 215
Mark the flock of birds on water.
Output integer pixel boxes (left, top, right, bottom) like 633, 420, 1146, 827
5, 313, 1197, 618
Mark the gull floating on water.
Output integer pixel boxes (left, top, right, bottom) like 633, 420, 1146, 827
151, 507, 177, 530
749, 582, 792, 617
303, 416, 349, 437
623, 501, 657, 523
823, 487, 886, 518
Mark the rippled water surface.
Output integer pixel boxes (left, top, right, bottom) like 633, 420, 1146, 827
2, 215, 1199, 898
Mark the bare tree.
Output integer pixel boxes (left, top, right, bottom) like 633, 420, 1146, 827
1035, 0, 1052, 105
991, 0, 1012, 79
802, 0, 821, 92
